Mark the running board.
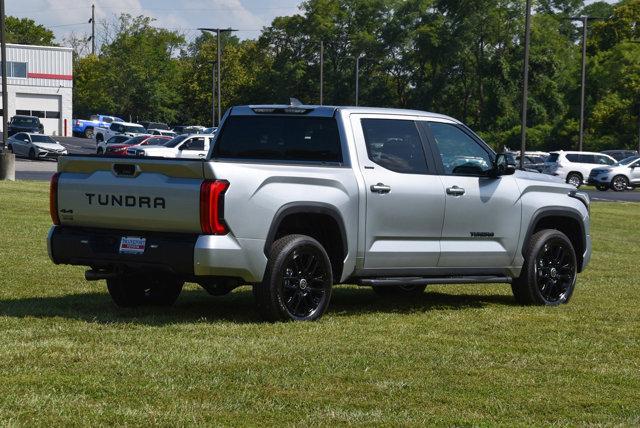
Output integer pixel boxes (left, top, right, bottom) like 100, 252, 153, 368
358, 276, 512, 287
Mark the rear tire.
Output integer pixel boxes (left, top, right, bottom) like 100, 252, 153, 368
254, 234, 333, 322
611, 175, 629, 192
84, 128, 94, 139
97, 147, 104, 155
107, 275, 183, 308
511, 229, 577, 306
566, 172, 582, 188
372, 284, 426, 297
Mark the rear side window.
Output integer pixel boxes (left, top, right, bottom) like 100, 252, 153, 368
361, 119, 429, 174
215, 116, 342, 163
547, 153, 559, 162
566, 154, 580, 162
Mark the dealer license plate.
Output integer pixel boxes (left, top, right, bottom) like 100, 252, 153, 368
119, 236, 146, 255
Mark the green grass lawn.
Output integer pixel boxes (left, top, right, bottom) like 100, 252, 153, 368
1, 181, 639, 426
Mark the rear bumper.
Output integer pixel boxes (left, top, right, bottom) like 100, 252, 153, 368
47, 226, 267, 282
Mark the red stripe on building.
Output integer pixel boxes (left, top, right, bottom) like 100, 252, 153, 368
27, 72, 73, 80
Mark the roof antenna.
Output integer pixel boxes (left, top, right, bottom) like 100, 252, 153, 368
289, 98, 303, 106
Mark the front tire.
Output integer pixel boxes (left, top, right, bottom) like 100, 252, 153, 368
84, 128, 94, 139
611, 175, 629, 192
254, 234, 333, 322
96, 147, 104, 155
6, 144, 12, 153
511, 229, 577, 306
566, 172, 582, 188
107, 275, 183, 307
28, 148, 36, 160
372, 284, 426, 297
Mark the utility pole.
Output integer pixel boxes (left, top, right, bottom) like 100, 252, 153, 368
355, 54, 363, 106
88, 4, 95, 55
565, 16, 605, 151
320, 41, 324, 105
212, 62, 216, 128
198, 28, 237, 126
0, 0, 14, 180
519, 0, 532, 171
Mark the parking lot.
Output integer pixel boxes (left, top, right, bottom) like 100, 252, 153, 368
12, 136, 640, 202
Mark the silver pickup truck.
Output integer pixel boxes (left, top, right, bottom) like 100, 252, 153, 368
48, 104, 592, 321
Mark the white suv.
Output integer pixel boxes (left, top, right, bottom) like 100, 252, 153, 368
543, 151, 616, 187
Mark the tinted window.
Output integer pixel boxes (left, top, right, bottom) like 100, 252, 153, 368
164, 135, 188, 148
45, 111, 60, 119
547, 153, 559, 162
182, 137, 205, 151
566, 154, 580, 162
595, 155, 615, 165
12, 116, 38, 126
361, 119, 428, 174
215, 116, 342, 163
14, 133, 27, 141
580, 154, 596, 163
429, 122, 493, 176
32, 110, 45, 118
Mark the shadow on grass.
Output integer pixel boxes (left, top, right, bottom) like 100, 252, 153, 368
0, 286, 518, 325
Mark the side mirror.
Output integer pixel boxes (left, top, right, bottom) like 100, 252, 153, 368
492, 153, 516, 177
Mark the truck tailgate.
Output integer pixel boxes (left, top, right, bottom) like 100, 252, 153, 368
55, 156, 205, 234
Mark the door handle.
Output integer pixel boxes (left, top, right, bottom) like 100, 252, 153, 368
446, 186, 465, 196
370, 183, 391, 194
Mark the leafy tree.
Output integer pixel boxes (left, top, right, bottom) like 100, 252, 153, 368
6, 16, 55, 46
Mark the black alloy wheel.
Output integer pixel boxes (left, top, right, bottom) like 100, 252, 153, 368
533, 239, 576, 303
566, 173, 582, 188
511, 229, 577, 306
254, 234, 332, 322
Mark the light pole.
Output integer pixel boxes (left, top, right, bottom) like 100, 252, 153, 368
320, 41, 324, 105
0, 0, 15, 181
519, 0, 532, 171
198, 28, 237, 126
355, 54, 364, 106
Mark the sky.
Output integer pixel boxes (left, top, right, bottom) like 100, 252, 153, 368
7, 0, 304, 44
7, 0, 618, 45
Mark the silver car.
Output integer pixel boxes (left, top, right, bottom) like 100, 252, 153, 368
8, 132, 68, 160
588, 155, 640, 191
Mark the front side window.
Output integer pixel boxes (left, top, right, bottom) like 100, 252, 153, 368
361, 119, 428, 174
215, 116, 342, 163
596, 155, 615, 165
182, 137, 205, 151
428, 122, 493, 176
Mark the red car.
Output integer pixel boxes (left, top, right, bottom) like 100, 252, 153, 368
105, 135, 172, 156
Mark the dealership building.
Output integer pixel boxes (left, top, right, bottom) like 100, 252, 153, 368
0, 43, 73, 136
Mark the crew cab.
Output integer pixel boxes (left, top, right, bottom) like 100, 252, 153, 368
73, 115, 124, 139
48, 105, 592, 321
94, 121, 147, 144
126, 134, 213, 159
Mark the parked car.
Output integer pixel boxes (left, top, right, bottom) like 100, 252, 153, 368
172, 125, 204, 134
73, 115, 124, 139
104, 135, 172, 156
543, 151, 616, 187
126, 134, 214, 159
601, 149, 638, 162
94, 121, 148, 144
7, 115, 44, 136
149, 129, 177, 137
48, 104, 591, 321
140, 121, 170, 131
588, 155, 640, 191
98, 135, 138, 155
202, 127, 218, 134
7, 133, 67, 160
516, 154, 547, 173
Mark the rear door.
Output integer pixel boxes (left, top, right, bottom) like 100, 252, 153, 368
350, 114, 445, 271
423, 120, 521, 269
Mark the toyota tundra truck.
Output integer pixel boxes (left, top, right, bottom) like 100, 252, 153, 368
47, 104, 592, 321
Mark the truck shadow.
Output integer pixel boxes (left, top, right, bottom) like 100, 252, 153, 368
0, 286, 517, 325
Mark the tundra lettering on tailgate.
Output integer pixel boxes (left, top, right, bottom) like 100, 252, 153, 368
84, 193, 166, 209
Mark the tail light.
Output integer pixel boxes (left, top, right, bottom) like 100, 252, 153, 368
200, 180, 229, 235
50, 172, 60, 225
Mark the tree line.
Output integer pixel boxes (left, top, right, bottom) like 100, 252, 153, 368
6, 0, 640, 152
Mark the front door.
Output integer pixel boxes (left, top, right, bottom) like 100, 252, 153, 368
177, 136, 208, 159
424, 121, 522, 269
351, 115, 446, 271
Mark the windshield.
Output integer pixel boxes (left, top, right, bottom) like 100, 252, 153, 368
124, 125, 147, 134
618, 156, 640, 166
11, 117, 38, 126
163, 135, 188, 148
149, 122, 170, 130
122, 136, 148, 146
30, 135, 56, 144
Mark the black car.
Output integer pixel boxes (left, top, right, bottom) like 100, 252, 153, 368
140, 121, 170, 131
8, 115, 44, 136
601, 149, 639, 161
